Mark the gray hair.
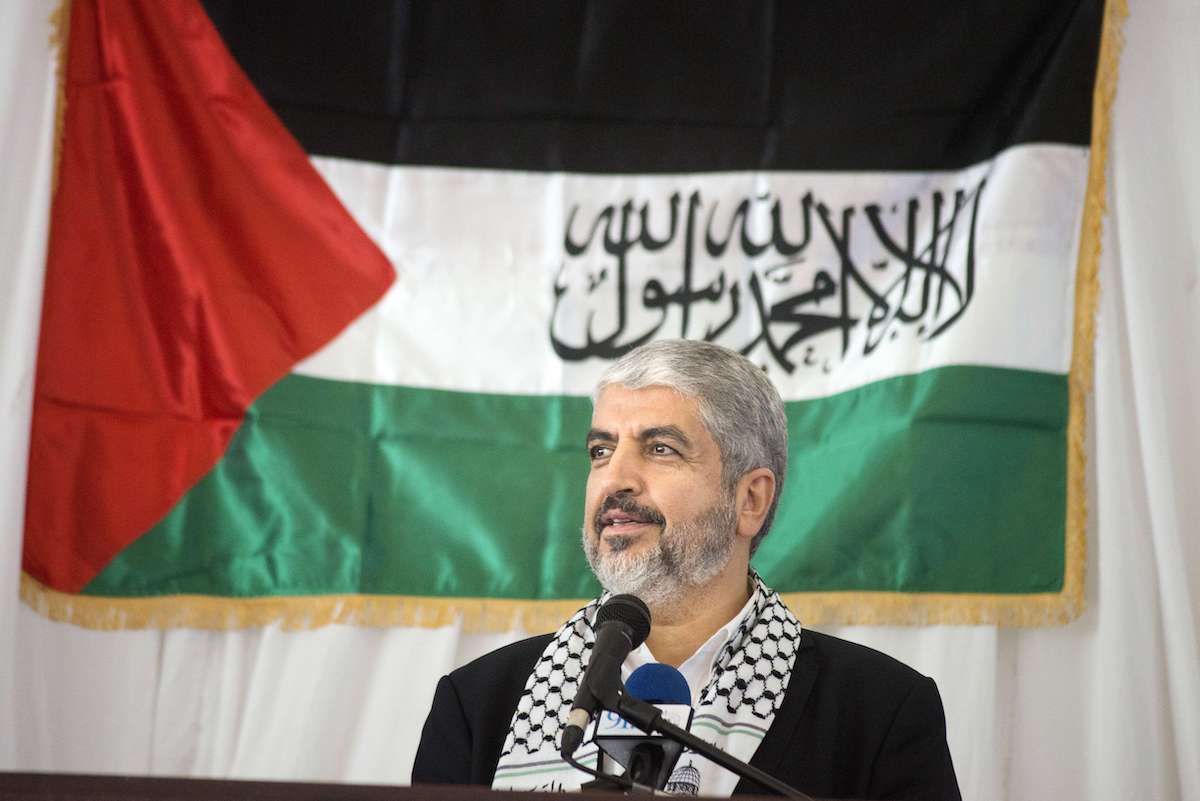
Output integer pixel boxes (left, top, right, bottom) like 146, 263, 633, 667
594, 340, 789, 554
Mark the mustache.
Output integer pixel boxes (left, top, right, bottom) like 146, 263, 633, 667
593, 493, 666, 535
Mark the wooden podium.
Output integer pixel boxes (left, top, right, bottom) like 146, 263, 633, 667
0, 772, 794, 800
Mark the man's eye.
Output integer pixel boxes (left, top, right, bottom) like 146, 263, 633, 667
650, 443, 677, 456
589, 445, 612, 460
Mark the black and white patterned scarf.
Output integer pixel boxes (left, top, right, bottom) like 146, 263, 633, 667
493, 574, 802, 796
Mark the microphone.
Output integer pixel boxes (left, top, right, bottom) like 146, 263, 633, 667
594, 663, 694, 790
561, 612, 812, 799
559, 594, 651, 758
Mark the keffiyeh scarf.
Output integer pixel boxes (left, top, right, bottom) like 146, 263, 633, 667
492, 574, 802, 796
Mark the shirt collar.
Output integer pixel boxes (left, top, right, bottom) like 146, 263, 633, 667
621, 581, 761, 706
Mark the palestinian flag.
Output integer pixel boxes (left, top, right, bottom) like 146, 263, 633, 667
21, 0, 1121, 629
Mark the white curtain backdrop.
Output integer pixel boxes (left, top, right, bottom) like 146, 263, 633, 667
2, 1, 1197, 799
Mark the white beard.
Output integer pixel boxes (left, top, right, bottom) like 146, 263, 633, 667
582, 496, 738, 608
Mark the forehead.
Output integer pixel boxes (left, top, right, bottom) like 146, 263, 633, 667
591, 384, 705, 433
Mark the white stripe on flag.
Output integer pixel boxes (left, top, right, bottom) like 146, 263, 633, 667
298, 143, 1086, 400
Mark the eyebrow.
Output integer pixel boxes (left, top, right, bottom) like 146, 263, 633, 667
586, 428, 614, 445
640, 425, 693, 449
584, 425, 694, 448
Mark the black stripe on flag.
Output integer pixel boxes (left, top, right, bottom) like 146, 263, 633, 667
201, 0, 1103, 173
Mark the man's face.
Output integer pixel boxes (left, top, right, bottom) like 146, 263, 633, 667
582, 384, 738, 606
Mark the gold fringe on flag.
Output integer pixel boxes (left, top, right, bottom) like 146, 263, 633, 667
22, 0, 1127, 633
20, 571, 588, 634
1063, 0, 1129, 623
48, 0, 71, 193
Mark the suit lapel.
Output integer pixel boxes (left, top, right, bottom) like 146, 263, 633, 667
733, 628, 818, 795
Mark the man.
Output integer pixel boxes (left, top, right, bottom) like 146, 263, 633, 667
413, 340, 961, 799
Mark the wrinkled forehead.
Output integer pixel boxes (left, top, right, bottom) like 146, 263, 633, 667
590, 383, 708, 436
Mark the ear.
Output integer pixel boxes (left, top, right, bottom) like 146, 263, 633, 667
734, 467, 776, 541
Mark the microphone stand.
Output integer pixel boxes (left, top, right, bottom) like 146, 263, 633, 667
614, 692, 814, 799
565, 750, 656, 795
569, 662, 813, 799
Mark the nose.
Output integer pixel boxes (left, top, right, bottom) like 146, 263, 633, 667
594, 441, 645, 499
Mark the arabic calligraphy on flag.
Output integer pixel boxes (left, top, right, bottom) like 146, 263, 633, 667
551, 178, 986, 372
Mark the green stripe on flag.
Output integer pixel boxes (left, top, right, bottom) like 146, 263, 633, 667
768, 366, 1066, 594
84, 366, 1065, 599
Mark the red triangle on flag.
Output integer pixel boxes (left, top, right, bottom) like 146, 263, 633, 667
24, 0, 396, 594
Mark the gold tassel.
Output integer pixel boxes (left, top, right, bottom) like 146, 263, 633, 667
48, 0, 71, 194
21, 571, 589, 634
1062, 0, 1130, 624
782, 590, 1080, 628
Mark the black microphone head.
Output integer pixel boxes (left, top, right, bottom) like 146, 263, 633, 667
596, 594, 651, 648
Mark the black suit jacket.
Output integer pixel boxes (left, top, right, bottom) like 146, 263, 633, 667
412, 628, 961, 800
